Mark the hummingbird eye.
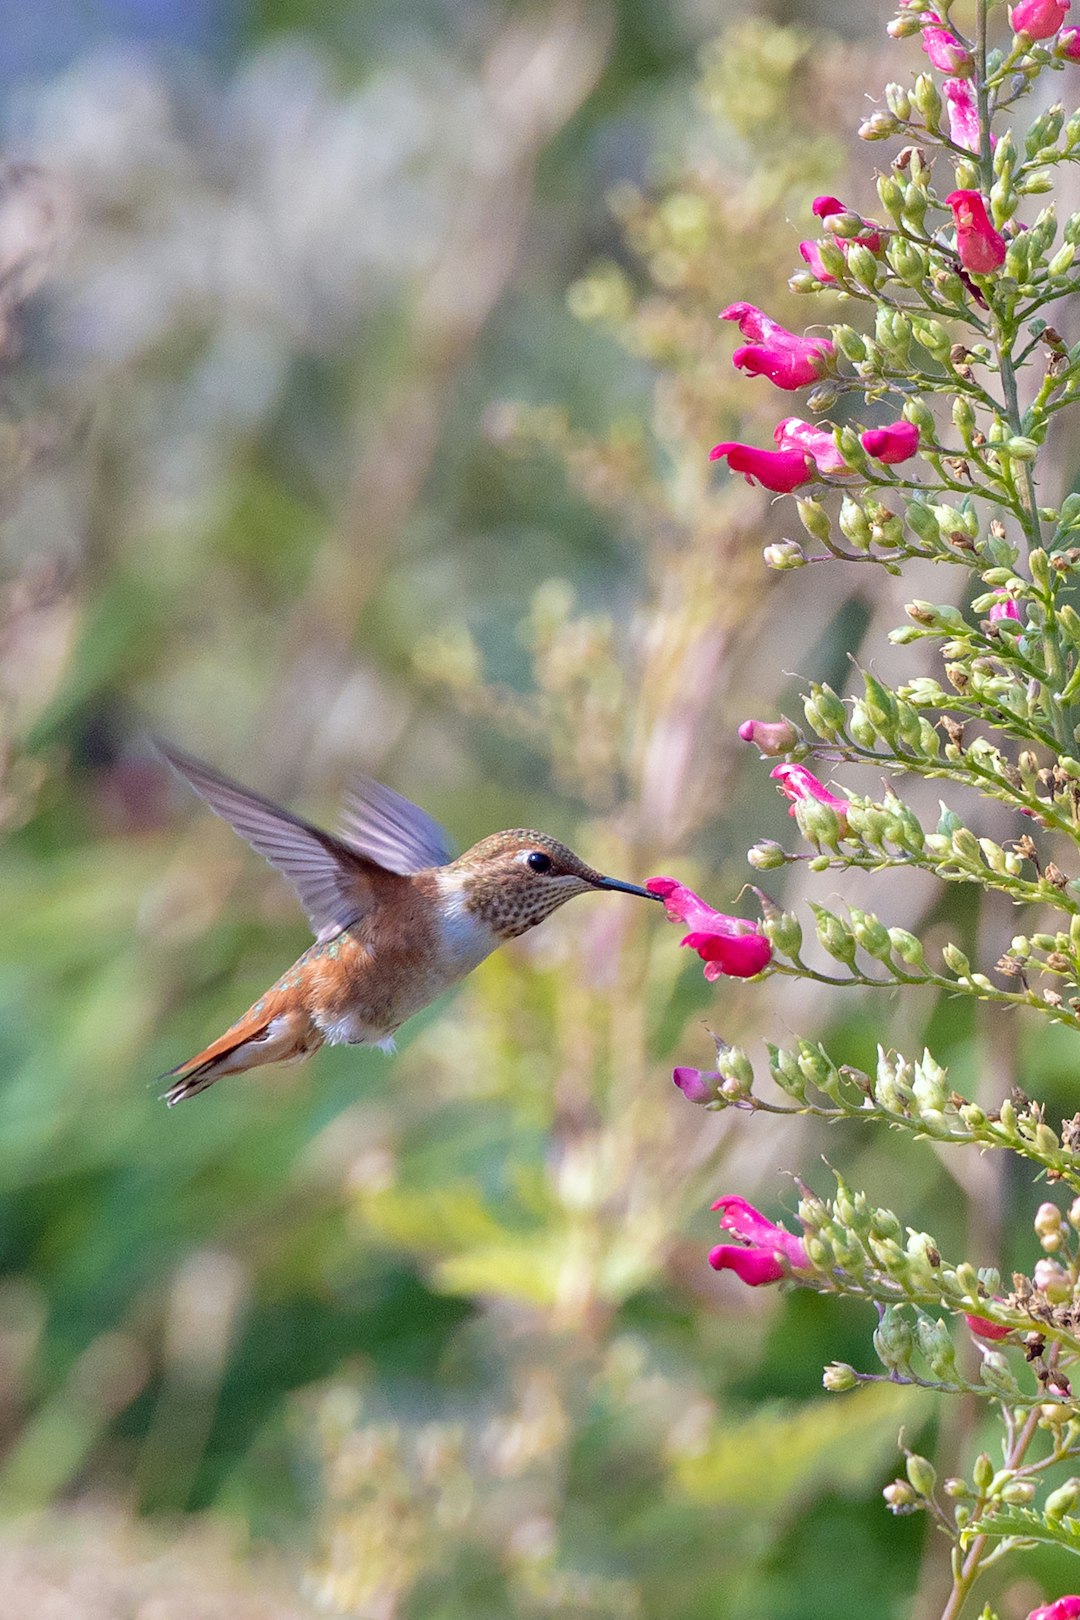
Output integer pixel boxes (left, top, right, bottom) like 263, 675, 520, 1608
526, 850, 553, 874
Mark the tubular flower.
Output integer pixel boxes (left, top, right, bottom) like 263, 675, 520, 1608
1010, 0, 1070, 38
646, 877, 772, 980
709, 441, 814, 493
943, 77, 981, 151
771, 763, 850, 832
673, 1067, 719, 1104
738, 717, 800, 754
720, 302, 835, 389
964, 1311, 1012, 1340
1059, 26, 1080, 55
860, 420, 920, 464
775, 417, 851, 475
811, 194, 884, 251
798, 239, 838, 282
921, 13, 975, 73
708, 1196, 809, 1285
945, 190, 1007, 273
1027, 1601, 1080, 1620
988, 592, 1023, 623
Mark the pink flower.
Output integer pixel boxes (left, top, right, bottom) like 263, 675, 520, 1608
1010, 0, 1070, 38
646, 877, 772, 980
1027, 1600, 1080, 1620
775, 417, 851, 475
964, 1312, 1012, 1340
709, 441, 814, 493
771, 763, 850, 832
945, 190, 1007, 274
921, 13, 975, 73
738, 717, 799, 754
860, 420, 920, 464
673, 1067, 719, 1103
1059, 26, 1080, 55
799, 239, 837, 282
943, 77, 981, 151
988, 592, 1022, 623
720, 302, 835, 390
708, 1195, 809, 1285
811, 195, 884, 252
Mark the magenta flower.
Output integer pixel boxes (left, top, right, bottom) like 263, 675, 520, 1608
921, 13, 975, 73
1059, 26, 1080, 55
798, 239, 837, 282
720, 302, 835, 390
860, 420, 920, 464
775, 416, 850, 475
988, 592, 1023, 623
771, 763, 850, 832
811, 195, 884, 252
1010, 0, 1070, 38
943, 77, 981, 151
964, 1311, 1012, 1340
708, 1195, 809, 1285
709, 441, 814, 493
946, 190, 1007, 274
673, 1066, 719, 1103
738, 717, 799, 754
646, 876, 773, 980
1027, 1600, 1080, 1620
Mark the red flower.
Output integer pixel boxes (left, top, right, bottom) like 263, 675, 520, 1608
921, 14, 975, 73
860, 420, 920, 464
775, 416, 851, 475
646, 877, 772, 980
771, 763, 850, 832
720, 302, 835, 390
945, 190, 1006, 273
964, 1312, 1012, 1340
709, 441, 814, 493
708, 1195, 810, 1284
1027, 1600, 1080, 1620
1059, 26, 1080, 55
1010, 0, 1070, 39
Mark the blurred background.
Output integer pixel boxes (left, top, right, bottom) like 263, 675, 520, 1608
2, 1, 1079, 1616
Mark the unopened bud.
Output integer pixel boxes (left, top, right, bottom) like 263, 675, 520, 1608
747, 840, 786, 871
823, 1361, 859, 1392
738, 717, 799, 754
906, 1453, 937, 1498
763, 540, 807, 571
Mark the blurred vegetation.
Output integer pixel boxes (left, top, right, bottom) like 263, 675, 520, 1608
2, 2, 1077, 1617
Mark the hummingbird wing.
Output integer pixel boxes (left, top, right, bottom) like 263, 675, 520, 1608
156, 741, 386, 941
337, 774, 453, 875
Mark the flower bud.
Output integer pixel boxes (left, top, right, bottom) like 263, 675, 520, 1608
979, 1350, 1021, 1398
888, 928, 924, 966
912, 74, 942, 131
942, 943, 972, 977
874, 1307, 915, 1369
748, 840, 787, 871
738, 717, 800, 754
1000, 1480, 1036, 1505
1035, 1201, 1064, 1244
1034, 1259, 1072, 1302
906, 1453, 937, 1498
763, 909, 803, 957
805, 683, 847, 738
814, 907, 857, 964
1045, 1478, 1080, 1521
859, 112, 901, 141
883, 1480, 918, 1511
763, 541, 807, 571
823, 1362, 859, 1392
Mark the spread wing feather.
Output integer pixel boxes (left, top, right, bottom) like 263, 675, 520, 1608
156, 741, 381, 941
338, 774, 453, 875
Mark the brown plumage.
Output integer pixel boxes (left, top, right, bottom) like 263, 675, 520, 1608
156, 743, 658, 1103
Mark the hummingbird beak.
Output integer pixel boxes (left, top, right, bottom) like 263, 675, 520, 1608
593, 875, 662, 901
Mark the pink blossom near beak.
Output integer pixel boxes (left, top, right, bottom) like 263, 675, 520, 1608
775, 417, 851, 475
708, 1195, 810, 1283
1026, 1599, 1080, 1620
946, 190, 1007, 273
708, 441, 814, 493
859, 420, 921, 464
720, 302, 836, 390
1010, 0, 1070, 39
646, 877, 773, 980
770, 763, 850, 832
920, 13, 975, 73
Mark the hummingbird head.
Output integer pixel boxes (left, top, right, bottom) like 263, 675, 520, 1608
448, 829, 659, 940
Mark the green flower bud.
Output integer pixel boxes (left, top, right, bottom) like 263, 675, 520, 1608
846, 242, 880, 290
823, 1362, 859, 1392
764, 909, 803, 956
852, 910, 892, 959
839, 497, 872, 550
797, 498, 831, 544
943, 1478, 969, 1499
848, 700, 877, 749
979, 1351, 1021, 1399
888, 928, 924, 966
906, 1454, 937, 1498
942, 942, 972, 977
806, 683, 847, 738
887, 237, 929, 287
916, 1316, 958, 1380
911, 318, 952, 362
877, 173, 906, 217
1045, 1478, 1080, 1521
1049, 242, 1076, 277
912, 74, 942, 131
1001, 436, 1040, 462
973, 1453, 994, 1491
833, 325, 868, 363
874, 1306, 915, 1370
862, 672, 899, 735
1001, 1480, 1036, 1505
763, 540, 807, 571
813, 907, 858, 965
747, 840, 787, 871
716, 1045, 754, 1093
952, 396, 977, 448
859, 111, 901, 142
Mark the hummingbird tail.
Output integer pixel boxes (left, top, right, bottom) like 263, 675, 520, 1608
160, 1007, 322, 1105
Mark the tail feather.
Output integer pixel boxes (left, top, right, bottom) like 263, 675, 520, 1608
160, 1004, 320, 1105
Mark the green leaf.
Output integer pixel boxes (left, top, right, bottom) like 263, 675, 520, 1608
964, 1504, 1080, 1556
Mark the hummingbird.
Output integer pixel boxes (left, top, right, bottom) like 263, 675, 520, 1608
156, 742, 660, 1104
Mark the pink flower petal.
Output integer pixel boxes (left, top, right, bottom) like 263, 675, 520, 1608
859, 420, 920, 464
709, 441, 814, 493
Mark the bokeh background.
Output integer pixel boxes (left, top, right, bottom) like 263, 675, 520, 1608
2, 1, 1080, 1616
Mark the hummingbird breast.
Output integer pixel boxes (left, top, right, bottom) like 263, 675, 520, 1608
287, 869, 500, 1046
